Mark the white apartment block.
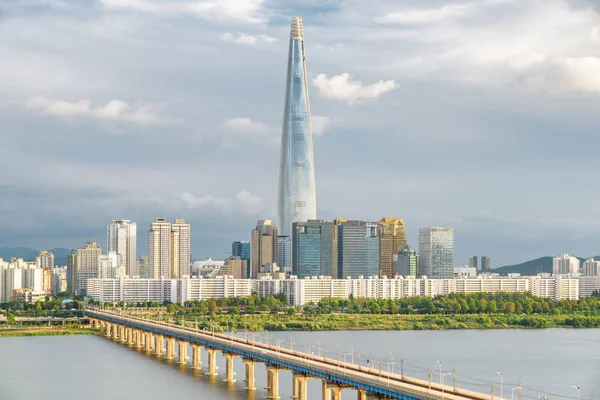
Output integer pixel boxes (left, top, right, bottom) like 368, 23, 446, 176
0, 258, 51, 303
149, 218, 190, 279
578, 276, 600, 297
582, 258, 600, 277
87, 275, 581, 306
553, 253, 580, 275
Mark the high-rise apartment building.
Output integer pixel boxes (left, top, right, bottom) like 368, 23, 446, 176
137, 256, 149, 279
36, 251, 55, 269
419, 227, 454, 279
277, 16, 317, 238
481, 256, 491, 272
148, 218, 190, 279
219, 256, 247, 279
552, 254, 580, 275
582, 258, 600, 276
277, 236, 292, 272
232, 241, 251, 279
171, 218, 191, 277
251, 220, 278, 278
107, 220, 137, 277
149, 218, 172, 279
336, 220, 380, 278
75, 241, 101, 295
394, 245, 419, 277
468, 256, 478, 270
292, 220, 337, 278
66, 251, 76, 294
378, 218, 406, 278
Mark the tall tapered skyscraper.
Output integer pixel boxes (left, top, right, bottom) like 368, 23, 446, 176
278, 16, 317, 238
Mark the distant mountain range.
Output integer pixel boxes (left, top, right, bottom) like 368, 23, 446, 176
494, 256, 600, 275
0, 247, 73, 265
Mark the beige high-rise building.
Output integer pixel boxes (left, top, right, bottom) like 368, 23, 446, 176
107, 220, 137, 277
171, 218, 191, 278
36, 251, 55, 269
251, 220, 278, 279
149, 218, 191, 279
378, 218, 407, 278
75, 242, 101, 295
219, 256, 247, 279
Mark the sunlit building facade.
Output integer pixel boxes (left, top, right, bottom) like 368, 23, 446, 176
378, 218, 406, 278
419, 227, 454, 279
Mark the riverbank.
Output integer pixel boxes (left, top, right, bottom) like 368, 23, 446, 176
131, 312, 600, 331
0, 327, 99, 337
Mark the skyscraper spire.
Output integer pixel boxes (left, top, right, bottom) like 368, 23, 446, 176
277, 16, 317, 238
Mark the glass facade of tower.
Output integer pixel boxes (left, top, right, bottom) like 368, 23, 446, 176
337, 220, 380, 278
232, 241, 251, 278
278, 17, 317, 238
419, 227, 454, 279
292, 220, 335, 278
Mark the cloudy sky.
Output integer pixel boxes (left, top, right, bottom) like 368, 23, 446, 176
1, 0, 600, 266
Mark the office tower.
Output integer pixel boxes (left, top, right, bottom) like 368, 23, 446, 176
336, 219, 379, 278
292, 220, 337, 278
394, 246, 419, 277
219, 256, 247, 279
66, 251, 76, 293
418, 227, 454, 279
137, 256, 149, 279
277, 16, 317, 238
468, 256, 478, 270
582, 258, 600, 276
107, 220, 137, 277
232, 241, 251, 278
171, 218, 191, 277
481, 256, 491, 273
75, 241, 101, 295
251, 220, 278, 278
277, 236, 292, 272
36, 251, 55, 269
378, 218, 406, 278
552, 254, 580, 275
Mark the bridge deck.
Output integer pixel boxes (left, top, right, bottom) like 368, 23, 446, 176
86, 309, 493, 400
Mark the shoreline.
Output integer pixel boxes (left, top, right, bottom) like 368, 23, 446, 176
0, 327, 99, 337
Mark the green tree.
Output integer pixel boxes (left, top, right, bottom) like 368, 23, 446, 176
166, 304, 176, 313
208, 300, 218, 314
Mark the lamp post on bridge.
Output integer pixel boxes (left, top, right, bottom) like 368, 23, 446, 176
316, 338, 321, 357
573, 385, 580, 400
497, 372, 503, 399
350, 345, 354, 364
436, 361, 443, 385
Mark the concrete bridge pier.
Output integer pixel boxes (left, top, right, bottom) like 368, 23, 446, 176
242, 359, 257, 390
166, 337, 176, 360
127, 328, 134, 346
119, 325, 126, 343
154, 335, 164, 356
144, 333, 153, 352
327, 383, 343, 400
190, 344, 202, 369
292, 373, 309, 400
112, 324, 119, 340
135, 330, 143, 349
178, 341, 187, 364
223, 353, 236, 382
104, 323, 112, 338
205, 348, 218, 376
266, 366, 283, 400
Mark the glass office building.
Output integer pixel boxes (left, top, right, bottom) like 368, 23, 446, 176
292, 220, 336, 278
277, 16, 317, 238
419, 227, 454, 279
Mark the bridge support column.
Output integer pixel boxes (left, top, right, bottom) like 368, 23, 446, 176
119, 326, 126, 343
144, 333, 153, 351
327, 384, 342, 400
105, 323, 111, 338
293, 373, 309, 400
135, 330, 143, 349
166, 337, 175, 359
178, 341, 187, 364
155, 335, 164, 356
112, 325, 119, 340
322, 381, 330, 400
190, 344, 202, 369
206, 348, 217, 376
243, 359, 256, 390
223, 353, 236, 382
266, 366, 282, 400
127, 328, 134, 346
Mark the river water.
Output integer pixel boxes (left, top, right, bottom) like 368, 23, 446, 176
0, 329, 597, 400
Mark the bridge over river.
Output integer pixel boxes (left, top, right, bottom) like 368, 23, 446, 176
86, 309, 510, 400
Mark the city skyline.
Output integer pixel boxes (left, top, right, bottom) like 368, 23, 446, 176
2, 2, 600, 266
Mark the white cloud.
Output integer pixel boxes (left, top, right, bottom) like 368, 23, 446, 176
562, 57, 600, 93
101, 0, 266, 23
311, 115, 330, 136
236, 190, 263, 214
179, 192, 230, 209
377, 4, 471, 25
221, 117, 272, 136
178, 190, 263, 215
26, 97, 171, 125
221, 33, 277, 45
312, 73, 398, 104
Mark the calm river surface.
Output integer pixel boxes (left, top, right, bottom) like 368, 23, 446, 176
0, 329, 598, 400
